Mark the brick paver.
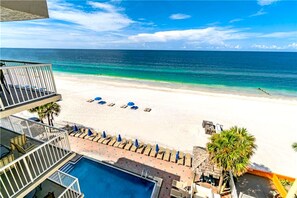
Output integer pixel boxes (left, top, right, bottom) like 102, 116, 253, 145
69, 136, 193, 198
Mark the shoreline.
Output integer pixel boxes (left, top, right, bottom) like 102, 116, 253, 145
53, 71, 297, 101
20, 71, 297, 177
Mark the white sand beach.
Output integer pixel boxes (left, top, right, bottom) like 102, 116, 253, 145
24, 73, 297, 177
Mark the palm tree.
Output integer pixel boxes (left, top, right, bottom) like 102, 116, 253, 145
207, 126, 257, 193
292, 142, 297, 152
29, 106, 46, 123
29, 102, 61, 126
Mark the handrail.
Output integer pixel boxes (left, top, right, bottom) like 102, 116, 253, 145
0, 134, 67, 172
59, 179, 78, 196
56, 170, 79, 182
0, 121, 71, 198
0, 63, 52, 69
0, 61, 58, 111
10, 115, 67, 134
49, 170, 82, 198
1, 59, 44, 65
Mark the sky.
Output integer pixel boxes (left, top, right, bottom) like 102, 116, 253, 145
1, 0, 297, 51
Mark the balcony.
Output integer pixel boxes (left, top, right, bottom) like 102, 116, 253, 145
0, 115, 76, 197
24, 171, 82, 198
0, 60, 61, 118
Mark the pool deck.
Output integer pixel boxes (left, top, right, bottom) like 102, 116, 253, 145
69, 136, 193, 198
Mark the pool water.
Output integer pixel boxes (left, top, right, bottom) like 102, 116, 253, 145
68, 158, 155, 198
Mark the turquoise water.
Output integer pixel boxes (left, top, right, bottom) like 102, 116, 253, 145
66, 158, 155, 198
1, 48, 297, 97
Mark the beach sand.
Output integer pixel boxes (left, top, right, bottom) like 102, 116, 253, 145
32, 73, 297, 177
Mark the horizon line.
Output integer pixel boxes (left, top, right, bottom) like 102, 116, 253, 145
1, 47, 296, 53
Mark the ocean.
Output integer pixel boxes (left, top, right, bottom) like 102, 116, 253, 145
1, 48, 297, 97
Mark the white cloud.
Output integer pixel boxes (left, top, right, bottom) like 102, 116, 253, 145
88, 1, 120, 12
48, 0, 133, 32
128, 27, 249, 46
252, 43, 297, 50
169, 13, 191, 20
259, 31, 297, 38
257, 0, 279, 6
229, 18, 243, 23
250, 9, 267, 17
252, 44, 283, 49
288, 43, 297, 49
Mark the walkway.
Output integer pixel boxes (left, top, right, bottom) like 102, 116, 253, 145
69, 136, 193, 198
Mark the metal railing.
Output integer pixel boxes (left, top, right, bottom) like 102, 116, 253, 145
49, 170, 82, 198
0, 116, 71, 198
1, 115, 67, 142
0, 60, 57, 110
229, 171, 238, 198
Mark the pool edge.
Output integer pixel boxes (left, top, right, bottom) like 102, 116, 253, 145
61, 154, 162, 198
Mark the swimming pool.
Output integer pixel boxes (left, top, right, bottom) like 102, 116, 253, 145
64, 157, 156, 198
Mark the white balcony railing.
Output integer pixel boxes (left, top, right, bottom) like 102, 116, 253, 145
49, 170, 82, 198
0, 60, 58, 110
0, 116, 72, 198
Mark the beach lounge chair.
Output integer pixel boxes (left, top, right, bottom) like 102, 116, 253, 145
185, 153, 192, 167
87, 99, 94, 103
69, 127, 80, 136
118, 139, 127, 149
91, 132, 102, 142
102, 136, 113, 145
130, 142, 139, 152
163, 149, 171, 161
130, 145, 137, 152
149, 145, 157, 157
124, 140, 133, 150
120, 104, 128, 108
136, 143, 146, 154
144, 108, 152, 112
170, 150, 177, 163
85, 131, 97, 140
177, 152, 185, 165
143, 144, 152, 156
108, 103, 115, 107
10, 134, 36, 154
113, 139, 121, 147
99, 134, 111, 143
79, 129, 89, 139
74, 128, 85, 137
108, 136, 117, 146
157, 147, 165, 160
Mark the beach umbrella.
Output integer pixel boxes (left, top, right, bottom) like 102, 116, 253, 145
87, 129, 93, 136
155, 144, 159, 152
94, 97, 102, 101
127, 102, 135, 106
176, 151, 180, 160
102, 131, 106, 138
134, 139, 139, 147
73, 125, 78, 132
88, 129, 93, 136
117, 134, 122, 142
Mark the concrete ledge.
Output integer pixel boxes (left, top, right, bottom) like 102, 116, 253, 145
0, 94, 62, 119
